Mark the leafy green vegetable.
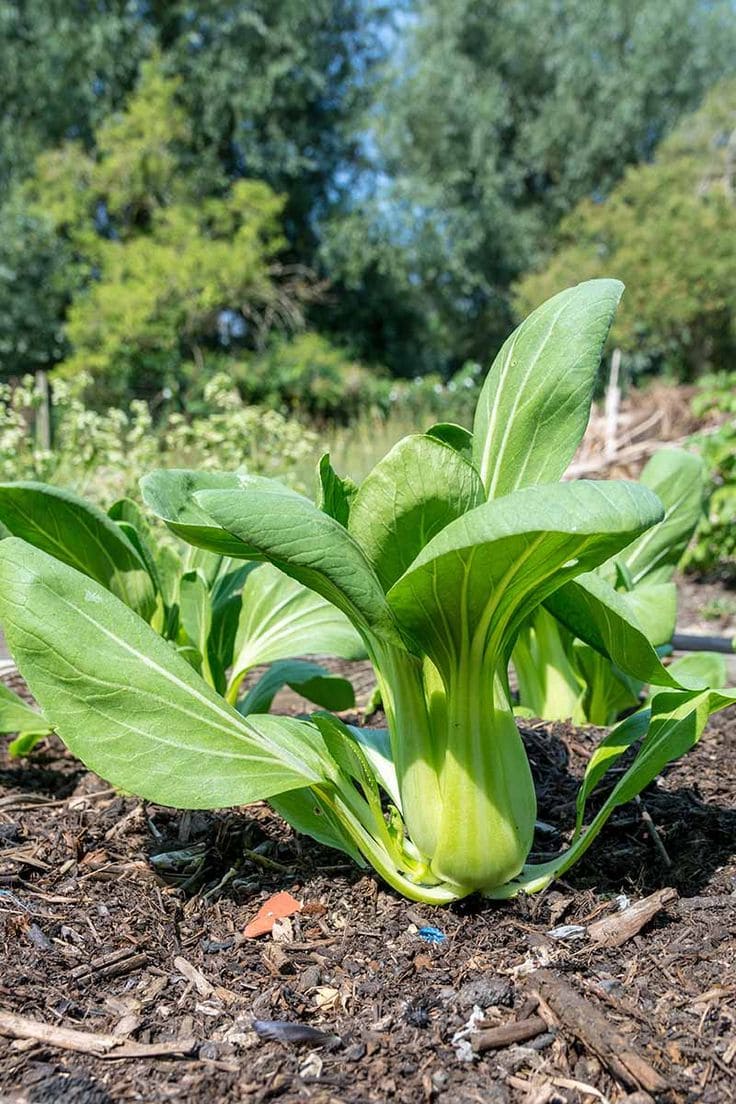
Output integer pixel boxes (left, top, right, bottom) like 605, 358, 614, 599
0, 481, 364, 726
473, 280, 624, 496
1, 279, 732, 903
0, 481, 156, 620
514, 447, 712, 724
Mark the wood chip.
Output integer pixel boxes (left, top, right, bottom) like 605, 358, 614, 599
173, 955, 238, 1005
0, 1010, 195, 1059
528, 970, 670, 1094
472, 1014, 548, 1053
71, 946, 148, 980
677, 894, 736, 912
588, 887, 677, 948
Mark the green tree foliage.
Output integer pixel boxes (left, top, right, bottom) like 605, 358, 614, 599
0, 1, 150, 203
684, 372, 736, 580
2, 0, 736, 384
17, 61, 305, 402
150, 1, 387, 257
0, 199, 75, 375
0, 0, 386, 270
355, 0, 736, 371
515, 80, 736, 377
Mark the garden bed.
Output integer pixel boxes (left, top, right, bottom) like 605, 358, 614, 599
1, 656, 735, 1103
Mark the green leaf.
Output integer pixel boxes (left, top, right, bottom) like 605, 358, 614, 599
571, 641, 641, 725
237, 659, 354, 715
572, 708, 651, 835
228, 562, 365, 699
317, 453, 358, 527
473, 279, 623, 497
207, 562, 253, 693
492, 686, 736, 897
425, 422, 474, 460
621, 448, 706, 585
347, 434, 485, 591
178, 569, 213, 679
0, 539, 336, 808
387, 480, 664, 681
545, 572, 682, 689
513, 607, 586, 722
311, 713, 380, 806
153, 542, 182, 611
195, 483, 404, 647
349, 725, 401, 809
8, 730, 50, 758
0, 683, 51, 743
187, 547, 226, 588
601, 689, 728, 803
269, 788, 366, 865
108, 498, 162, 592
0, 481, 156, 620
108, 497, 154, 537
140, 469, 265, 557
568, 686, 736, 864
650, 652, 727, 698
622, 581, 678, 648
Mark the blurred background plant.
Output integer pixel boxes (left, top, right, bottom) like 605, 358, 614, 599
683, 372, 736, 581
0, 373, 317, 500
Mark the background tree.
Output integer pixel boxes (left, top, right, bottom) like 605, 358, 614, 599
2, 0, 736, 389
0, 0, 388, 383
0, 1, 151, 204
514, 80, 736, 378
21, 61, 309, 404
0, 200, 75, 377
350, 0, 736, 372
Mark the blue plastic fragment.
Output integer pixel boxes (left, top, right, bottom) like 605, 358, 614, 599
417, 925, 446, 944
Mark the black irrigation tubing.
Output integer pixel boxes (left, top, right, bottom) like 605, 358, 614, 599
672, 633, 735, 655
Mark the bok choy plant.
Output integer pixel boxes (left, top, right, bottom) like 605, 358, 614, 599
513, 448, 727, 724
0, 482, 364, 755
0, 280, 733, 903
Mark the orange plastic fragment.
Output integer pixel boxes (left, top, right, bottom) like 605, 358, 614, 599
244, 891, 303, 938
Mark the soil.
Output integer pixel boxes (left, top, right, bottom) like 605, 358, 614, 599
1, 619, 735, 1102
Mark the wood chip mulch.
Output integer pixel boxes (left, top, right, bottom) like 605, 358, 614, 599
1, 664, 735, 1104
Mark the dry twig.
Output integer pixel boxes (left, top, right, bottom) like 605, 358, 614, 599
0, 1010, 196, 1059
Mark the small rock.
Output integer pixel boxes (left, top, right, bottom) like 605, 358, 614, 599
27, 923, 52, 951
456, 976, 513, 1010
300, 1051, 323, 1079
596, 976, 623, 996
297, 964, 322, 991
199, 1041, 230, 1061
574, 1055, 602, 1081
201, 937, 235, 954
546, 923, 586, 941
431, 1068, 450, 1090
344, 1042, 366, 1061
525, 1031, 556, 1051
493, 1044, 544, 1075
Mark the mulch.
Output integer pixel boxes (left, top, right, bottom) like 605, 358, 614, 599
1, 651, 735, 1102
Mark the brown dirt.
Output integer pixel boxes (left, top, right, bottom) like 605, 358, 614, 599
1, 666, 735, 1101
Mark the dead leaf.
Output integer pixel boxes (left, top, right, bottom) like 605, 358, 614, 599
313, 986, 340, 1011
